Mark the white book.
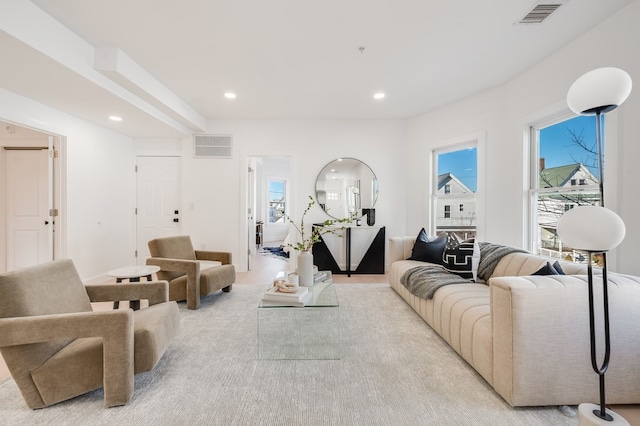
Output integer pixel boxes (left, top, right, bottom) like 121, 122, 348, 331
262, 286, 309, 302
261, 291, 313, 307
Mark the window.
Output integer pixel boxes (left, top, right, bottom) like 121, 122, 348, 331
432, 143, 477, 240
529, 114, 601, 261
267, 179, 287, 224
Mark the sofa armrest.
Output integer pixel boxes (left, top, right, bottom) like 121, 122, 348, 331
85, 281, 170, 306
0, 310, 134, 407
195, 250, 232, 265
389, 237, 415, 263
490, 273, 640, 406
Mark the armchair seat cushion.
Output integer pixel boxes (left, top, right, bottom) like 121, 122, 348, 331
133, 302, 180, 373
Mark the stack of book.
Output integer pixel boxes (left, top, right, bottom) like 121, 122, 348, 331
313, 270, 330, 283
261, 286, 312, 307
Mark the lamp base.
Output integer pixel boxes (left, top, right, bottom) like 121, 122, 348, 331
578, 403, 629, 425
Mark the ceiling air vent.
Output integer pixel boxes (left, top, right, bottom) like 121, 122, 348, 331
193, 134, 232, 158
516, 1, 566, 24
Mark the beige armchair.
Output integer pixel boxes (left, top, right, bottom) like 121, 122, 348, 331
146, 235, 235, 310
0, 259, 179, 409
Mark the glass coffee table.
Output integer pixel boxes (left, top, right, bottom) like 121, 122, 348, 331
258, 272, 340, 360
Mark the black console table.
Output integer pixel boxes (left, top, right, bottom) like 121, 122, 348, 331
313, 225, 385, 276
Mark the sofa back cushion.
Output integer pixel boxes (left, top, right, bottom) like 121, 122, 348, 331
492, 252, 586, 277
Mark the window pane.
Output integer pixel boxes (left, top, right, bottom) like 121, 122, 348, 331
532, 114, 602, 261
434, 146, 477, 240
536, 190, 600, 261
268, 180, 286, 224
538, 115, 600, 181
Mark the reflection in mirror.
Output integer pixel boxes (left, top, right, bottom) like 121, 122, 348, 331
315, 158, 378, 220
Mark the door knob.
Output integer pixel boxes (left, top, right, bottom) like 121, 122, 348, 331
45, 221, 49, 225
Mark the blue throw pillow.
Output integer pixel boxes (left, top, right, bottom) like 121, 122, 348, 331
408, 228, 446, 265
532, 261, 560, 275
552, 260, 566, 275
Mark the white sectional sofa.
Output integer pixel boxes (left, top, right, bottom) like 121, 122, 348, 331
389, 236, 640, 407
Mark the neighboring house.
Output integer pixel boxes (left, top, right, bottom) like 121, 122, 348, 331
537, 162, 599, 257
436, 173, 476, 240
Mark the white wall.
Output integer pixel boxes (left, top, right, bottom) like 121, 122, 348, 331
0, 88, 135, 281
174, 119, 407, 272
407, 0, 640, 274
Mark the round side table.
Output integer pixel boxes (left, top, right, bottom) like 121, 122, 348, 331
107, 265, 161, 310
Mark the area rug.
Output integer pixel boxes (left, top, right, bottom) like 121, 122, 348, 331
259, 246, 289, 259
0, 284, 576, 425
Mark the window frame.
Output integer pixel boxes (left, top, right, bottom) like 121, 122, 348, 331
527, 112, 602, 258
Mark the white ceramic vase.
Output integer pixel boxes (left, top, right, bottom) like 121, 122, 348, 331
297, 250, 314, 286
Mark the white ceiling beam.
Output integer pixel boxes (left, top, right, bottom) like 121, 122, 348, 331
0, 0, 198, 135
94, 48, 206, 132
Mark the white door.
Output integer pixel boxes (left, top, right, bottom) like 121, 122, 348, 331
136, 156, 181, 265
6, 149, 52, 270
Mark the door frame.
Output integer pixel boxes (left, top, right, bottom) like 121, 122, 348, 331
1, 122, 65, 272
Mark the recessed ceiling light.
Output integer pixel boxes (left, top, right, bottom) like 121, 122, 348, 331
109, 115, 123, 122
224, 92, 237, 99
373, 93, 385, 100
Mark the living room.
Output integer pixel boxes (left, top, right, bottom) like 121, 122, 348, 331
1, 0, 640, 423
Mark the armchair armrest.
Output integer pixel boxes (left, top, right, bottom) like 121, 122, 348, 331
195, 250, 232, 265
146, 257, 200, 274
146, 257, 200, 309
0, 310, 132, 346
0, 310, 134, 407
85, 281, 170, 306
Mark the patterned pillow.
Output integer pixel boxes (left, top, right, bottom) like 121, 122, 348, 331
408, 228, 446, 265
442, 235, 480, 280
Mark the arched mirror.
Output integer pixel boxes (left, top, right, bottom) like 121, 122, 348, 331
315, 157, 378, 220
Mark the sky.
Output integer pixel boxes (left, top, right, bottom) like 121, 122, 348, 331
539, 114, 600, 178
438, 147, 478, 192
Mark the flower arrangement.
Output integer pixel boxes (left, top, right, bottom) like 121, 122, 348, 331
286, 196, 351, 252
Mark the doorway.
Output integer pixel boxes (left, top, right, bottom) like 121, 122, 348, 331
246, 156, 291, 271
1, 121, 63, 273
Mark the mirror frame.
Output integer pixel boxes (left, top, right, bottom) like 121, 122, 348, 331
315, 157, 378, 219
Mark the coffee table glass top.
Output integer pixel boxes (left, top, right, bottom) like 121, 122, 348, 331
259, 273, 338, 308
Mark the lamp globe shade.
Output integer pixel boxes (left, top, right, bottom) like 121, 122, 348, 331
557, 206, 626, 252
567, 67, 632, 115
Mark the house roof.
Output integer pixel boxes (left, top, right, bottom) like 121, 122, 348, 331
438, 173, 472, 193
539, 163, 597, 188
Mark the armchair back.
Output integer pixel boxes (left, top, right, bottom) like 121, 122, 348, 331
148, 235, 197, 282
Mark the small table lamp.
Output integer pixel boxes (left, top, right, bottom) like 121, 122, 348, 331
557, 206, 627, 425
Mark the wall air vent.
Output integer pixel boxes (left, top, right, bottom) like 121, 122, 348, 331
516, 1, 566, 24
193, 134, 233, 158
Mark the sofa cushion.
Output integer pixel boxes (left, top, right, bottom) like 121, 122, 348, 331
408, 228, 446, 264
442, 236, 480, 280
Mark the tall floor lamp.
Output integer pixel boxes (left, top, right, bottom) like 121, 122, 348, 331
559, 67, 632, 425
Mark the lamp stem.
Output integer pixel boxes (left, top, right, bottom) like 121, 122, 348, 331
587, 251, 613, 421
595, 111, 605, 207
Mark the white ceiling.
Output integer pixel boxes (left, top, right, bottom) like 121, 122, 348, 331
0, 0, 634, 138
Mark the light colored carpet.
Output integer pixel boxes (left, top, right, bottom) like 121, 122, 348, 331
0, 283, 576, 425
